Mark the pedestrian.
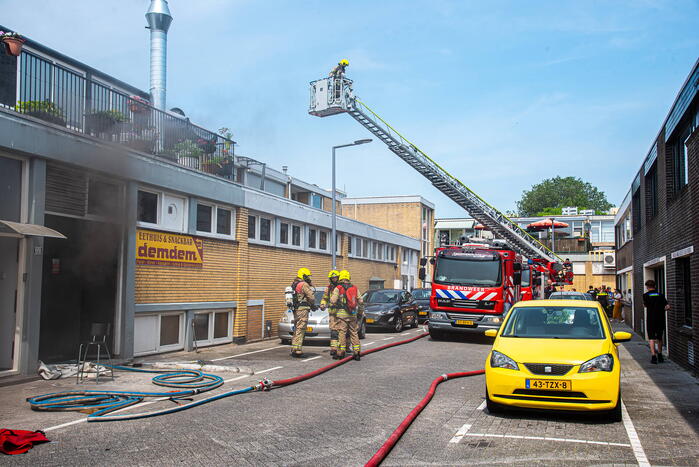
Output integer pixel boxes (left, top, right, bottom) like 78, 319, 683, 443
544, 280, 556, 299
612, 288, 623, 322
587, 285, 596, 299
320, 270, 341, 356
597, 286, 609, 316
290, 267, 317, 358
643, 280, 670, 364
330, 270, 363, 361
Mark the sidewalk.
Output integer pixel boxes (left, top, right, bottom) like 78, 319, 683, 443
613, 322, 699, 465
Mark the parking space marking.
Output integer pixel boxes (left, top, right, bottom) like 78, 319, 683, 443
211, 346, 285, 362
301, 356, 322, 362
363, 341, 376, 346
381, 337, 395, 341
255, 366, 283, 375
449, 423, 472, 443
622, 401, 650, 467
456, 432, 631, 447
43, 418, 86, 432
476, 400, 486, 411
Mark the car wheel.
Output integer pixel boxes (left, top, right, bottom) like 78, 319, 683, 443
410, 313, 419, 328
280, 338, 291, 345
394, 314, 404, 333
359, 320, 366, 339
486, 389, 502, 414
607, 391, 622, 422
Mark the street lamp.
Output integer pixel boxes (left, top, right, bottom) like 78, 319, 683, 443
331, 139, 372, 269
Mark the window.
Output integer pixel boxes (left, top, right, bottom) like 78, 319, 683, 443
309, 228, 317, 248
645, 163, 658, 220
292, 225, 301, 246
260, 217, 271, 242
280, 222, 289, 244
216, 208, 232, 235
378, 243, 383, 260
348, 236, 353, 254
355, 237, 362, 257
248, 215, 256, 239
196, 204, 213, 232
160, 314, 181, 346
137, 190, 158, 224
134, 312, 185, 356
673, 119, 694, 194
319, 231, 328, 250
632, 189, 641, 233
363, 239, 368, 258
310, 193, 323, 209
193, 310, 233, 345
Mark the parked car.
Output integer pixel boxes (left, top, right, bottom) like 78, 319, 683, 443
278, 289, 366, 344
484, 299, 631, 421
363, 289, 419, 332
411, 288, 431, 323
549, 291, 594, 301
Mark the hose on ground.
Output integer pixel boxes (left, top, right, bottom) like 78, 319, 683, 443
27, 332, 429, 422
365, 369, 485, 467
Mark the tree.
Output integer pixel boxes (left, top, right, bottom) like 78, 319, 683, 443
515, 176, 613, 217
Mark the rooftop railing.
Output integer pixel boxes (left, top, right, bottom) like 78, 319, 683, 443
5, 49, 236, 178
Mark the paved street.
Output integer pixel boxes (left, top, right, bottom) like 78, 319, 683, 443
2, 324, 699, 466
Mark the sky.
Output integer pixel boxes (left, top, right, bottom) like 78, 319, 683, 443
5, 0, 698, 218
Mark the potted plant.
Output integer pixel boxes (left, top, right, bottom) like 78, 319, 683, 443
128, 95, 150, 113
1, 31, 25, 57
85, 110, 129, 135
16, 100, 66, 126
172, 139, 203, 169
197, 136, 217, 154
202, 155, 234, 176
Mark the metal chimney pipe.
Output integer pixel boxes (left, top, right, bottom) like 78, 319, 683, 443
146, 0, 173, 110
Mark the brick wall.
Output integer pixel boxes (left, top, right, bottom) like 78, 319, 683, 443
632, 126, 698, 373
342, 202, 423, 239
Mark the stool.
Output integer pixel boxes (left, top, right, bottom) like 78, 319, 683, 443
76, 323, 114, 384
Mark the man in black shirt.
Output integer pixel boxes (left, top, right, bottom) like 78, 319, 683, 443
643, 279, 671, 364
587, 286, 596, 299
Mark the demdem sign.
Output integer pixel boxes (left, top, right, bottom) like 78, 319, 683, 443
136, 229, 204, 268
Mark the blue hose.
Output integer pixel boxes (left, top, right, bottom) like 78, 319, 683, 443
26, 364, 245, 422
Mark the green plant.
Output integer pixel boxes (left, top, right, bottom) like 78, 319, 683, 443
17, 100, 64, 118
89, 109, 129, 123
173, 139, 203, 159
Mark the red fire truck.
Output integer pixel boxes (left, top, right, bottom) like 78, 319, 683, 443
421, 238, 524, 339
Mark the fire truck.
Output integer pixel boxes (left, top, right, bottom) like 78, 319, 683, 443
420, 238, 524, 338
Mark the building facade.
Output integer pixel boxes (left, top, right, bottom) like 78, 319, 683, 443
341, 196, 435, 289
615, 59, 698, 373
0, 34, 420, 375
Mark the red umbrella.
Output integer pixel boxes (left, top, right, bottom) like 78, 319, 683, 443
526, 219, 569, 230
474, 223, 487, 230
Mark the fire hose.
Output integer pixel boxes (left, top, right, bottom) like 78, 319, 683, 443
365, 369, 485, 467
27, 332, 430, 422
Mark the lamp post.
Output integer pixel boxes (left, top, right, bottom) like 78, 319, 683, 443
550, 217, 556, 254
332, 139, 372, 269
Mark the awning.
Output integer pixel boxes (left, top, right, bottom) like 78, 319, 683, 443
0, 220, 67, 239
369, 276, 385, 283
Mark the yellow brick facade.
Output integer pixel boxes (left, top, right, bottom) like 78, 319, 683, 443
342, 202, 423, 239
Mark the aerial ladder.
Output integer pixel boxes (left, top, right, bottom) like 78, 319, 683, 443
309, 75, 566, 274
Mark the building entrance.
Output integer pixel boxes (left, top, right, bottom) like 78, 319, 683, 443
39, 215, 120, 363
0, 238, 19, 371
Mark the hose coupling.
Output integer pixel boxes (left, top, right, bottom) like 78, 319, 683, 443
441, 374, 448, 381
255, 378, 273, 391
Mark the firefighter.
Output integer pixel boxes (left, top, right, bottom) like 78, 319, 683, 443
597, 286, 610, 317
330, 270, 363, 361
319, 270, 341, 356
329, 59, 349, 100
290, 267, 317, 358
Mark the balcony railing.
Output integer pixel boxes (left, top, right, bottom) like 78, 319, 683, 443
5, 50, 235, 178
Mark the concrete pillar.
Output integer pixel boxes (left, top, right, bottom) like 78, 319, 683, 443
19, 158, 45, 375
119, 181, 138, 360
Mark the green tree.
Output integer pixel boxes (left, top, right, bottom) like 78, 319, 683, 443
515, 176, 612, 216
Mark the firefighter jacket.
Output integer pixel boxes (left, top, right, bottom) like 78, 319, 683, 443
292, 280, 315, 311
320, 284, 341, 315
330, 283, 364, 318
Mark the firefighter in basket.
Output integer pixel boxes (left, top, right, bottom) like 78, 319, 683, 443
330, 270, 363, 361
287, 267, 317, 358
320, 270, 341, 357
329, 59, 349, 100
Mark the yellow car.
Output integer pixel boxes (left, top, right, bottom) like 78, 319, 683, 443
484, 300, 631, 421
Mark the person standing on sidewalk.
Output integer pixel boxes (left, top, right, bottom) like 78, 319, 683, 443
612, 288, 623, 322
320, 270, 341, 357
597, 286, 609, 317
290, 268, 317, 358
330, 270, 363, 361
643, 280, 670, 364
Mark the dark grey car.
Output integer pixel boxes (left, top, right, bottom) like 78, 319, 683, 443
363, 289, 419, 332
411, 288, 431, 323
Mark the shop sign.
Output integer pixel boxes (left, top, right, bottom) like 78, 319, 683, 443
136, 229, 203, 268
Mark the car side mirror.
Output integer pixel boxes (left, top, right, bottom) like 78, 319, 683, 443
429, 258, 435, 265
484, 329, 497, 337
612, 331, 632, 343
418, 267, 426, 281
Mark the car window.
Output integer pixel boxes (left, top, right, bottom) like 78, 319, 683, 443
365, 290, 401, 303
411, 289, 430, 299
501, 306, 604, 339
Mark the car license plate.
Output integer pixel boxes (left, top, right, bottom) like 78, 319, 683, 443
455, 319, 474, 326
306, 327, 313, 332
526, 379, 571, 391
418, 311, 427, 316
366, 318, 375, 323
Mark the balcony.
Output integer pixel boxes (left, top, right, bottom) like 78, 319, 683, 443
539, 236, 591, 254
1, 48, 236, 179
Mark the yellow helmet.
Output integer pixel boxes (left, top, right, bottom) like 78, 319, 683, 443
297, 267, 311, 279
339, 270, 351, 281
339, 59, 349, 66
328, 270, 340, 279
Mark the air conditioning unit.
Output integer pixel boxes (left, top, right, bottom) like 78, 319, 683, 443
603, 252, 616, 268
